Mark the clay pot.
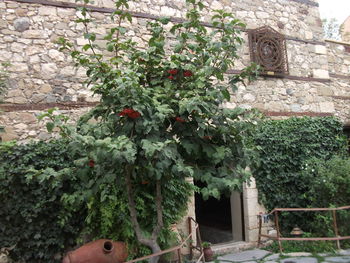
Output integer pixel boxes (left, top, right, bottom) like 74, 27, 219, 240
203, 247, 214, 262
62, 239, 128, 263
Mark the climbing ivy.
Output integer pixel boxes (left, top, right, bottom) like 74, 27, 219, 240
252, 117, 348, 232
0, 139, 86, 263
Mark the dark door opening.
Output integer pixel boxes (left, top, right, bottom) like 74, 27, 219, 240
195, 182, 233, 244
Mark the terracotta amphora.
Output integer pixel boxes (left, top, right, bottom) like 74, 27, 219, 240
62, 239, 128, 263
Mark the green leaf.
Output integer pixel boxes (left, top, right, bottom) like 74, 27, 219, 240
46, 122, 54, 133
221, 89, 230, 101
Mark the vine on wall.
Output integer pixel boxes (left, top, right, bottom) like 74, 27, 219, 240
252, 116, 348, 233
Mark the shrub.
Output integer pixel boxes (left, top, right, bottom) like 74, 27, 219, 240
252, 116, 348, 233
302, 157, 350, 239
0, 140, 86, 263
0, 138, 195, 262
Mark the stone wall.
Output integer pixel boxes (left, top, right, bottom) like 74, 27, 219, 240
0, 0, 350, 249
0, 0, 327, 107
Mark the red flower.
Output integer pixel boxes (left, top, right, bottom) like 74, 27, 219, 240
141, 181, 149, 185
202, 136, 212, 140
175, 117, 186, 123
168, 75, 174, 80
167, 69, 178, 75
128, 111, 141, 119
183, 70, 193, 77
88, 159, 95, 168
119, 108, 141, 119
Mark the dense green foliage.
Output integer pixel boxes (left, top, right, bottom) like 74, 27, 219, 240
266, 239, 337, 254
253, 116, 348, 234
0, 140, 85, 263
301, 157, 350, 241
0, 139, 195, 262
83, 176, 193, 258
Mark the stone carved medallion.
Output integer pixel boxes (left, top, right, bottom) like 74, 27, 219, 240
248, 26, 288, 75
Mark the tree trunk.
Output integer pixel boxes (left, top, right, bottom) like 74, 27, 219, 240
148, 241, 161, 263
125, 166, 164, 263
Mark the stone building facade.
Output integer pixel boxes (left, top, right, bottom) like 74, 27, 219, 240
0, 0, 349, 252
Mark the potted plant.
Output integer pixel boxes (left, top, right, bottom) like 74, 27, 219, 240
202, 242, 214, 262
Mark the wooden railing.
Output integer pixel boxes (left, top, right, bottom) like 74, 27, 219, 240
124, 217, 205, 263
258, 205, 350, 253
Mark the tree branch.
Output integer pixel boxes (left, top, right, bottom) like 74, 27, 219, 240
125, 165, 146, 243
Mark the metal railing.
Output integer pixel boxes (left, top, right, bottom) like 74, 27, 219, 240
124, 217, 205, 263
258, 205, 350, 253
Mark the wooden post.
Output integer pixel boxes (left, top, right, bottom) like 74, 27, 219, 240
177, 248, 182, 263
188, 217, 193, 260
196, 226, 205, 263
332, 210, 341, 250
258, 214, 262, 247
274, 211, 283, 253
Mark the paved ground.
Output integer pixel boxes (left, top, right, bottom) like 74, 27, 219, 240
213, 249, 350, 263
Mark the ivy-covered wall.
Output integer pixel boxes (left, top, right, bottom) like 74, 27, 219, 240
252, 116, 348, 233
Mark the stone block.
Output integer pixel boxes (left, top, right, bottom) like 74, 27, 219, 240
22, 30, 48, 39
290, 104, 302, 112
25, 46, 42, 56
305, 31, 313, 39
41, 63, 58, 79
57, 8, 75, 17
256, 11, 269, 19
244, 215, 258, 230
243, 93, 256, 102
312, 69, 329, 79
13, 17, 30, 32
0, 131, 18, 141
244, 188, 258, 200
318, 86, 333, 96
32, 94, 46, 103
48, 49, 65, 61
17, 113, 37, 123
14, 123, 28, 130
0, 50, 12, 61
286, 252, 312, 257
244, 198, 265, 218
319, 101, 335, 113
218, 249, 270, 261
10, 42, 25, 52
40, 84, 52, 93
324, 256, 350, 263
281, 257, 317, 263
314, 45, 327, 55
38, 6, 57, 16
76, 38, 89, 46
29, 55, 40, 64
9, 63, 28, 72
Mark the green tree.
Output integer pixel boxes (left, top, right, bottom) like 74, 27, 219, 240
52, 0, 259, 262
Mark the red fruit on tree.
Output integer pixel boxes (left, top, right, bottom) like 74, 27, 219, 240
167, 69, 178, 75
88, 159, 95, 168
183, 70, 193, 77
175, 117, 186, 123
